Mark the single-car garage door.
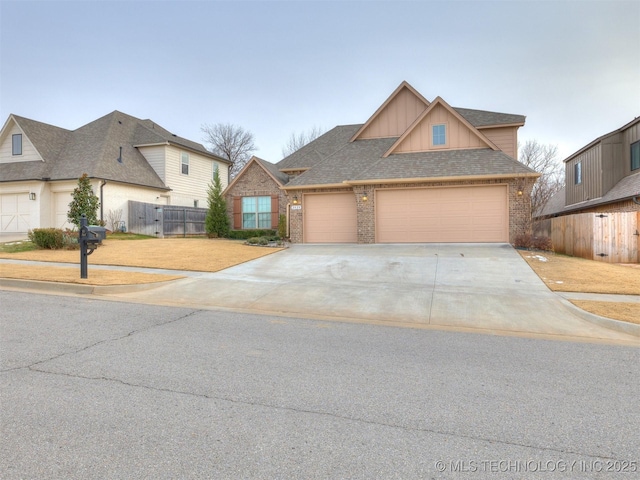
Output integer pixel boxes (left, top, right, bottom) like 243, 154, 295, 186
304, 192, 357, 243
376, 185, 508, 243
0, 193, 31, 232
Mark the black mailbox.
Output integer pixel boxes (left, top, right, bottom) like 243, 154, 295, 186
88, 225, 107, 243
78, 215, 104, 279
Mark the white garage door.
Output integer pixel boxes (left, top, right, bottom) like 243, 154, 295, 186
53, 192, 73, 229
304, 192, 358, 243
376, 185, 508, 243
0, 193, 31, 232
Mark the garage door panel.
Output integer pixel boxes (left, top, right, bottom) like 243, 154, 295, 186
376, 186, 507, 243
304, 193, 357, 243
0, 193, 31, 232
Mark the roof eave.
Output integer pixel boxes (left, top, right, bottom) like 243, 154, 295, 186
346, 172, 541, 186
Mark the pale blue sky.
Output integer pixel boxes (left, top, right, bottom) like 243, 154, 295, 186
1, 0, 639, 164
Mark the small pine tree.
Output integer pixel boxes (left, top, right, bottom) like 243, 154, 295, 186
205, 168, 230, 237
68, 173, 100, 228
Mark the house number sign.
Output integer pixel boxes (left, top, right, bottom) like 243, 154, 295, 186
291, 205, 302, 210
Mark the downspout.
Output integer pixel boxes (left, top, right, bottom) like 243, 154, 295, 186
100, 180, 107, 223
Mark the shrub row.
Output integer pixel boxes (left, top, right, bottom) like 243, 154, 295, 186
514, 234, 553, 251
28, 228, 79, 250
227, 229, 277, 240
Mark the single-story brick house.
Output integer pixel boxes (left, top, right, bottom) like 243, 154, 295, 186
226, 81, 539, 243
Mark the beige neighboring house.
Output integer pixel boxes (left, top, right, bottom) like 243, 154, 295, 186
537, 117, 640, 218
226, 81, 539, 244
0, 111, 231, 233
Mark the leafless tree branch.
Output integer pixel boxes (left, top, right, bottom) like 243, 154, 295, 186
281, 126, 325, 158
519, 140, 565, 216
201, 123, 256, 179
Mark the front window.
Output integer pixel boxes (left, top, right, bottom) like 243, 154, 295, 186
631, 141, 640, 171
242, 196, 271, 229
432, 124, 446, 146
213, 163, 219, 179
181, 152, 189, 175
574, 161, 582, 185
12, 134, 22, 155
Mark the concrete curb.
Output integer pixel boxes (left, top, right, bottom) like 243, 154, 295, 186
557, 296, 640, 338
0, 278, 177, 295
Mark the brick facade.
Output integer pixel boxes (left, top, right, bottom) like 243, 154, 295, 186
224, 161, 288, 231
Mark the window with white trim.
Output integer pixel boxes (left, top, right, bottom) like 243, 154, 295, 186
12, 134, 22, 155
432, 124, 446, 146
574, 161, 582, 185
181, 152, 189, 175
242, 196, 271, 229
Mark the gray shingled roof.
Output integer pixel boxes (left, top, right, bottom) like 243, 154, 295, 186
255, 157, 289, 185
285, 137, 397, 187
1, 111, 228, 189
357, 149, 537, 182
453, 107, 525, 127
277, 124, 362, 171
538, 173, 640, 217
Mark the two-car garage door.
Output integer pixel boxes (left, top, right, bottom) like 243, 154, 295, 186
376, 185, 508, 243
302, 186, 508, 243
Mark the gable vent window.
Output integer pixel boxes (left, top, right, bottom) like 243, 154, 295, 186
12, 134, 22, 155
432, 124, 446, 146
631, 140, 640, 171
574, 161, 582, 185
181, 152, 189, 175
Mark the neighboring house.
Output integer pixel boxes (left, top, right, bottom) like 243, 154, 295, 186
0, 111, 231, 233
537, 117, 640, 218
226, 81, 538, 244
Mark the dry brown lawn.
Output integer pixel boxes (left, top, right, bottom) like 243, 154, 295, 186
519, 250, 640, 324
0, 238, 283, 285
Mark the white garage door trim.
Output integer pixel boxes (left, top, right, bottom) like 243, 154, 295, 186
0, 192, 31, 233
375, 185, 508, 243
303, 192, 358, 243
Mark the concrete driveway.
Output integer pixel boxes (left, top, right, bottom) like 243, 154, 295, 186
109, 244, 637, 342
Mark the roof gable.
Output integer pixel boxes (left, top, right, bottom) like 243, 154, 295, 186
225, 156, 289, 193
350, 81, 429, 141
384, 97, 499, 157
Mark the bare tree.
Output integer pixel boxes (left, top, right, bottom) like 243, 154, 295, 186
518, 140, 565, 216
281, 126, 325, 158
201, 123, 256, 179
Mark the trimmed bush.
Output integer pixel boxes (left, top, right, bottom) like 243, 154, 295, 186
246, 237, 269, 246
28, 228, 65, 249
278, 214, 287, 239
228, 229, 277, 240
532, 236, 553, 251
513, 234, 533, 249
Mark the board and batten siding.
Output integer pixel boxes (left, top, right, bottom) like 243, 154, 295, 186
565, 144, 602, 206
357, 87, 428, 139
0, 123, 42, 164
394, 104, 488, 153
481, 126, 518, 159
622, 121, 640, 175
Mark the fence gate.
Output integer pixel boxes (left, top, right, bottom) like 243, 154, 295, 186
592, 212, 639, 263
128, 201, 163, 237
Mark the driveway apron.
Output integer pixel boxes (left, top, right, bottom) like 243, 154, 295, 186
108, 244, 637, 342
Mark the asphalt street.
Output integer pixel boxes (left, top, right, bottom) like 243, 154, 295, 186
1, 291, 638, 479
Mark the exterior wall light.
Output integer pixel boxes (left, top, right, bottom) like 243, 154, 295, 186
292, 195, 299, 205
29, 192, 36, 200
517, 189, 523, 196
362, 193, 368, 201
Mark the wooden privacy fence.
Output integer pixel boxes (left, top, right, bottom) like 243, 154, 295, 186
128, 201, 207, 237
534, 212, 639, 263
